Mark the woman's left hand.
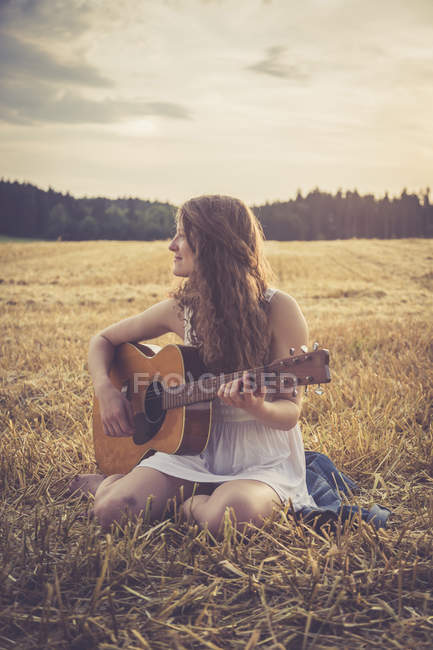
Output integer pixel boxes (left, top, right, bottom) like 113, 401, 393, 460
217, 372, 267, 417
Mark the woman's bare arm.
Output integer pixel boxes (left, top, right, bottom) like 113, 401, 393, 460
217, 291, 308, 430
89, 298, 182, 437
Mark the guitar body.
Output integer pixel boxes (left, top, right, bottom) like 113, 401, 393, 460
93, 343, 212, 475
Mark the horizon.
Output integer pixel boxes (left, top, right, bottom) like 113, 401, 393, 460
1, 0, 432, 204
2, 177, 429, 207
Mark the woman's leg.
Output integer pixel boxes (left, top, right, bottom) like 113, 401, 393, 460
92, 467, 210, 530
182, 479, 280, 538
67, 473, 106, 497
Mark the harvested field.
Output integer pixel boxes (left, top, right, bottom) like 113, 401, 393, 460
1, 238, 432, 649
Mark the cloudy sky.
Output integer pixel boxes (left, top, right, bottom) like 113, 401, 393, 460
1, 0, 432, 204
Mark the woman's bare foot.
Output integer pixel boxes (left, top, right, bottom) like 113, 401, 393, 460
67, 473, 106, 498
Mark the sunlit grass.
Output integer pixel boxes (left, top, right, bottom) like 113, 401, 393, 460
1, 238, 432, 648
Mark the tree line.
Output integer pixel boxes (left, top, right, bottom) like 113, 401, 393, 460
0, 179, 432, 241
0, 180, 175, 241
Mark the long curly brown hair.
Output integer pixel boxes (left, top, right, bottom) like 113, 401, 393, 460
172, 195, 275, 373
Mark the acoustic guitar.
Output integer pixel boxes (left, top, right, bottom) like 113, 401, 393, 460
93, 343, 331, 475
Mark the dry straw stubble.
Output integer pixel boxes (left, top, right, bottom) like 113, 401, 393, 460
0, 238, 432, 649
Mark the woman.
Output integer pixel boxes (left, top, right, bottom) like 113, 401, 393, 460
70, 195, 316, 536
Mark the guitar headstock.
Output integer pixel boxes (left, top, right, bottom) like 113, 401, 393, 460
266, 346, 331, 396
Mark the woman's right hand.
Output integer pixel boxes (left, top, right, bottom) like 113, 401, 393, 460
96, 382, 135, 437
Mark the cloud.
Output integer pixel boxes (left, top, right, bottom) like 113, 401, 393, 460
0, 80, 192, 124
247, 45, 309, 81
0, 13, 192, 125
0, 0, 91, 40
0, 32, 112, 86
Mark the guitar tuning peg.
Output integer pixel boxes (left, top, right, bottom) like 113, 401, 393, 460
292, 387, 298, 397
313, 342, 319, 351
289, 347, 295, 356
314, 384, 324, 395
300, 345, 308, 353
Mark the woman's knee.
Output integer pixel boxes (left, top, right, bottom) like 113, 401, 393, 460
197, 481, 278, 534
93, 491, 154, 529
91, 468, 194, 528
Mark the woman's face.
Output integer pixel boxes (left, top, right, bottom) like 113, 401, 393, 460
168, 222, 195, 277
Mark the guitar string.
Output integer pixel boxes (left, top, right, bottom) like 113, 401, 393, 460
130, 363, 271, 409
125, 359, 319, 410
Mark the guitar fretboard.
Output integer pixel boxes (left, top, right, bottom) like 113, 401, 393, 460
162, 366, 268, 409
155, 348, 329, 410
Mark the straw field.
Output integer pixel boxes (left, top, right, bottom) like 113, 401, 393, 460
1, 238, 432, 649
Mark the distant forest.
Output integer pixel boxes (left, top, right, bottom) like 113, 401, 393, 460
0, 179, 432, 241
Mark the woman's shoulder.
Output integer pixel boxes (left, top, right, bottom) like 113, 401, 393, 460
266, 288, 308, 336
265, 288, 308, 361
265, 287, 300, 310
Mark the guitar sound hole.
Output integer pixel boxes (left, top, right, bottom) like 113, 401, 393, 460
145, 381, 164, 422
133, 381, 166, 446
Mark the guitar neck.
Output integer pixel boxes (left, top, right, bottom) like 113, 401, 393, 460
160, 348, 330, 410
162, 366, 262, 410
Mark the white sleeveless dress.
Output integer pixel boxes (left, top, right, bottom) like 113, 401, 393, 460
137, 289, 316, 510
